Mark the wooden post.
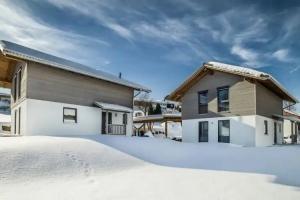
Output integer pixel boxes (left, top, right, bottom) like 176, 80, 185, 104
165, 120, 168, 138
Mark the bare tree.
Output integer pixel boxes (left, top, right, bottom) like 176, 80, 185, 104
283, 101, 296, 111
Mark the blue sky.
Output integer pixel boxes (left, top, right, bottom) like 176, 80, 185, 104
0, 0, 300, 111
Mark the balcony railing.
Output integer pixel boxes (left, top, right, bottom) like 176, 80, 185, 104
108, 124, 126, 135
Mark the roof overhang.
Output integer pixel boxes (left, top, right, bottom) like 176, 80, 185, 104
133, 113, 182, 123
0, 40, 151, 93
273, 114, 300, 123
167, 62, 298, 104
94, 102, 133, 113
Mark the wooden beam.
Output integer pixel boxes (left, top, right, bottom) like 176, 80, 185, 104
0, 80, 12, 88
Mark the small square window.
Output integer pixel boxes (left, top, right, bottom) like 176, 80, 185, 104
63, 107, 77, 123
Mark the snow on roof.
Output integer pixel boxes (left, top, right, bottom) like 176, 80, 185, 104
0, 113, 11, 123
133, 113, 181, 122
94, 102, 133, 113
207, 61, 298, 103
284, 109, 300, 117
207, 62, 270, 79
0, 92, 10, 97
0, 40, 150, 92
168, 61, 298, 103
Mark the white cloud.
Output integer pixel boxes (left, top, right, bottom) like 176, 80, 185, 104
231, 44, 259, 66
0, 0, 109, 66
290, 66, 300, 73
272, 49, 290, 62
46, 0, 134, 40
132, 19, 190, 43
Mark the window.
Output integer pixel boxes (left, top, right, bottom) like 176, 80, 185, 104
198, 90, 208, 114
17, 69, 22, 99
264, 120, 268, 135
218, 120, 230, 143
199, 121, 208, 142
123, 113, 128, 125
14, 109, 17, 134
63, 107, 77, 123
167, 103, 175, 109
18, 107, 21, 135
217, 87, 229, 112
278, 123, 282, 133
13, 76, 17, 102
108, 112, 112, 124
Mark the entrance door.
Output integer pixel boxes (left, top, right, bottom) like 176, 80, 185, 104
274, 122, 277, 144
199, 121, 208, 142
101, 112, 106, 134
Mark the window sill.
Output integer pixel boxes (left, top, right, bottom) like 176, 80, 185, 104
218, 111, 230, 114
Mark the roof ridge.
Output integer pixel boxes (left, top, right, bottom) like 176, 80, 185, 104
0, 40, 150, 92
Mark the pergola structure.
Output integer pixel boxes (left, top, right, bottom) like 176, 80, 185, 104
133, 113, 182, 137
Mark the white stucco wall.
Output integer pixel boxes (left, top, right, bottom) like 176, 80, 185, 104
182, 115, 256, 146
283, 119, 292, 138
11, 101, 27, 135
23, 99, 102, 136
11, 99, 134, 136
255, 115, 281, 146
183, 115, 283, 147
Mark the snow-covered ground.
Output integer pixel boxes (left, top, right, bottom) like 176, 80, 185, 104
1, 135, 300, 200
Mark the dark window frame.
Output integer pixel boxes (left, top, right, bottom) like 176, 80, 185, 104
63, 107, 77, 123
108, 112, 112, 124
217, 86, 229, 112
14, 109, 17, 134
218, 120, 230, 143
13, 75, 17, 102
18, 107, 21, 135
17, 68, 22, 99
199, 121, 209, 142
198, 90, 208, 114
264, 120, 268, 135
123, 113, 128, 125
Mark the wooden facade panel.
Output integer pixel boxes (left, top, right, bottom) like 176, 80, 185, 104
26, 62, 134, 108
182, 71, 256, 120
256, 82, 282, 118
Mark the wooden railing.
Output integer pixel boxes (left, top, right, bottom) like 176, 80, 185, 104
108, 124, 126, 135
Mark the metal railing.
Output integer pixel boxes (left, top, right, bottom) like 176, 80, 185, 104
108, 124, 126, 135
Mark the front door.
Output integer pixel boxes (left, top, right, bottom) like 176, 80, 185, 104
274, 122, 277, 144
101, 112, 106, 134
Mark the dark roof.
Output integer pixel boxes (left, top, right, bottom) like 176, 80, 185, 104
0, 40, 150, 92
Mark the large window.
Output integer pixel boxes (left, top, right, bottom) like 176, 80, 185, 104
14, 110, 17, 134
217, 87, 229, 112
264, 120, 268, 135
199, 121, 208, 142
63, 107, 77, 123
218, 120, 230, 143
18, 107, 21, 135
17, 69, 22, 99
13, 76, 17, 102
12, 68, 22, 102
198, 90, 208, 114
